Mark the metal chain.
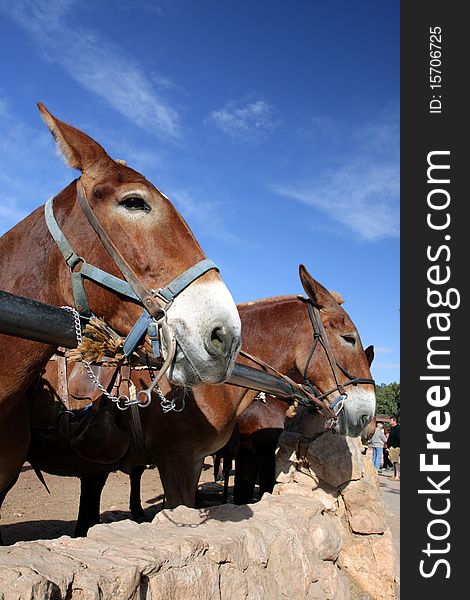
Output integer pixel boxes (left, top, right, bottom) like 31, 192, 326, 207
62, 306, 160, 411
145, 353, 184, 413
160, 392, 186, 413
61, 306, 126, 405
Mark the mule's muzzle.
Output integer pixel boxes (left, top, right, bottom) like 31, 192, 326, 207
335, 408, 374, 437
166, 320, 241, 387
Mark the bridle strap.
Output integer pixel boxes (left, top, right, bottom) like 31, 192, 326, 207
305, 301, 347, 397
44, 195, 81, 270
46, 194, 142, 317
237, 297, 375, 422
76, 182, 165, 319
335, 362, 375, 387
302, 299, 375, 418
120, 257, 220, 358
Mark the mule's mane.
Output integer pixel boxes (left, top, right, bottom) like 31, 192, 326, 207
238, 290, 345, 308
238, 295, 300, 308
330, 291, 345, 305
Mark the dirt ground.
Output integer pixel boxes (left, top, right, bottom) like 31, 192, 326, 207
0, 460, 220, 545
1, 459, 400, 559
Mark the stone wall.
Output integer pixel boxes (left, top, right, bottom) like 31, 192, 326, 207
0, 411, 398, 600
1, 494, 358, 599
275, 409, 399, 599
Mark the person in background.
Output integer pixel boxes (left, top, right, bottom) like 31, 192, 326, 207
382, 425, 393, 469
369, 422, 387, 472
387, 415, 400, 480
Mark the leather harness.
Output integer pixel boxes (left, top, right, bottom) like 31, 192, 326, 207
302, 299, 376, 417
44, 179, 220, 411
46, 354, 151, 465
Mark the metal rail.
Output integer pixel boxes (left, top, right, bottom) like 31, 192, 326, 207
0, 290, 86, 347
0, 290, 309, 403
227, 363, 309, 403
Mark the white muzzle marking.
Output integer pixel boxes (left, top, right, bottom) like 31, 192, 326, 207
335, 387, 376, 437
163, 280, 242, 386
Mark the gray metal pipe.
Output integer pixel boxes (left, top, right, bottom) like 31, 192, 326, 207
0, 290, 81, 348
0, 290, 311, 404
227, 363, 310, 404
228, 363, 295, 398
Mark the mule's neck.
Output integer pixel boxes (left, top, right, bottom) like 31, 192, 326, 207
238, 296, 308, 376
0, 183, 77, 306
0, 184, 86, 386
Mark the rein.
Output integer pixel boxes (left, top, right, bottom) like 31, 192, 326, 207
44, 180, 219, 409
238, 350, 336, 418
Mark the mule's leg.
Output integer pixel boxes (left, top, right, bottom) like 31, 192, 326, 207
157, 454, 204, 508
129, 465, 146, 522
213, 454, 222, 482
0, 398, 30, 545
75, 473, 109, 537
0, 398, 30, 491
222, 458, 232, 503
256, 440, 278, 499
0, 472, 21, 545
233, 446, 258, 505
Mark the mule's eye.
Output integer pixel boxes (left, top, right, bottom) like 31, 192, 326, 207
120, 196, 150, 211
342, 334, 356, 346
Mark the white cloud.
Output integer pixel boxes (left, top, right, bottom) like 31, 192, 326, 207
206, 100, 280, 143
355, 120, 399, 155
272, 161, 399, 241
0, 0, 181, 139
113, 0, 174, 17
271, 115, 399, 242
374, 346, 395, 355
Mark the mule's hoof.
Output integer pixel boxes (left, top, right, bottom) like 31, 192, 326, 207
131, 511, 146, 523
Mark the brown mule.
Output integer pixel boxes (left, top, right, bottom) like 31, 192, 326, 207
0, 105, 241, 541
218, 343, 375, 505
21, 265, 375, 539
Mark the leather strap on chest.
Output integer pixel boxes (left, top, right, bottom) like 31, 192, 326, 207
119, 366, 150, 464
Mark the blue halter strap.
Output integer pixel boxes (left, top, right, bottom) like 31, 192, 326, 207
44, 194, 218, 357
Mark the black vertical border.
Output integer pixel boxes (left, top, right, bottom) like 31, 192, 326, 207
401, 2, 466, 596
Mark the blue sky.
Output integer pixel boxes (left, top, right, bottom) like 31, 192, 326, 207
0, 0, 399, 384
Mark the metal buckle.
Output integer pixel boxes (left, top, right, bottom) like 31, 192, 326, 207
147, 318, 161, 358
136, 389, 152, 408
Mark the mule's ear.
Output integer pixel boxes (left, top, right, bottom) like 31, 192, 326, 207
299, 264, 336, 310
365, 345, 375, 366
37, 103, 109, 172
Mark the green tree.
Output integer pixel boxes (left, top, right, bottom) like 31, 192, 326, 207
375, 382, 400, 417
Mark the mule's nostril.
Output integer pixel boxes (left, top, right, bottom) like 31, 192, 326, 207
211, 327, 226, 351
205, 323, 234, 358
360, 413, 372, 429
